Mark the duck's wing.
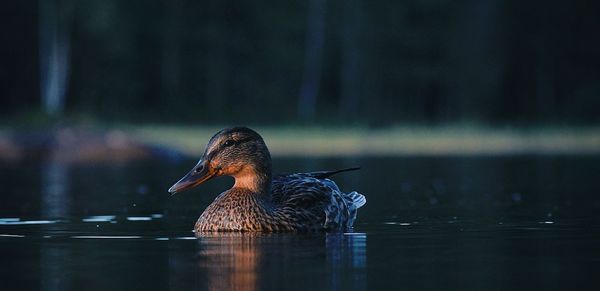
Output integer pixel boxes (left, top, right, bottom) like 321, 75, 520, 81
271, 167, 360, 203
271, 170, 366, 230
271, 172, 333, 205
296, 167, 361, 179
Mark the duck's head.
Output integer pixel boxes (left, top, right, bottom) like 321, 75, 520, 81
168, 127, 272, 194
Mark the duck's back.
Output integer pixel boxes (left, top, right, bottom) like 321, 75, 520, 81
271, 170, 366, 231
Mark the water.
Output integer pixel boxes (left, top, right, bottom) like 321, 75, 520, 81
1, 156, 600, 290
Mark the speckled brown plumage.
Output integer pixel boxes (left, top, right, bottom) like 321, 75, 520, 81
169, 127, 366, 232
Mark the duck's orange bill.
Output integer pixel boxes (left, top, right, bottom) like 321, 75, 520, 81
168, 160, 217, 194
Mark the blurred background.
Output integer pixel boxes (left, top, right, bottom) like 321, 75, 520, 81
2, 2, 600, 290
2, 0, 600, 126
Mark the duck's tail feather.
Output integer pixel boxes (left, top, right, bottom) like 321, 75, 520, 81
305, 167, 361, 179
324, 190, 366, 230
346, 191, 366, 209
344, 191, 366, 229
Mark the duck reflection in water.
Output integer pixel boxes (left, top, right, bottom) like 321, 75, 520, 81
194, 232, 367, 291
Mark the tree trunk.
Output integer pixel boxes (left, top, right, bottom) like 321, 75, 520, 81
340, 0, 361, 118
205, 1, 228, 118
298, 0, 327, 121
39, 0, 70, 116
161, 0, 182, 114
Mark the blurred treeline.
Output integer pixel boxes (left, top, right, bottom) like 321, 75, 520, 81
2, 0, 599, 125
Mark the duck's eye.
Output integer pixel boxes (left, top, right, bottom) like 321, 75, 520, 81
223, 139, 235, 147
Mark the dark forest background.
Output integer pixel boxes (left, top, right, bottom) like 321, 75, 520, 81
2, 0, 599, 126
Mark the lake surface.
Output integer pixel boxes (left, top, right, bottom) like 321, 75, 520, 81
1, 156, 600, 290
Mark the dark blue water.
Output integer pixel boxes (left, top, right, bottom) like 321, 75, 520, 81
1, 156, 600, 290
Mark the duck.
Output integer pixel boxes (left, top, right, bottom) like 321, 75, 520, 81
168, 127, 366, 232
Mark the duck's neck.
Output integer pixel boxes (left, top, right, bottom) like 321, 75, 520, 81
232, 166, 272, 197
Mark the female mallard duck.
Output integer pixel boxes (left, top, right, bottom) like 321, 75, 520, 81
168, 127, 365, 232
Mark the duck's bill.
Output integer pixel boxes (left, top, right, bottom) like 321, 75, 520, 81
168, 160, 217, 194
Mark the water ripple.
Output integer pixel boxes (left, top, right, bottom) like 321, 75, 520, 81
82, 215, 116, 222
0, 219, 58, 225
71, 235, 143, 239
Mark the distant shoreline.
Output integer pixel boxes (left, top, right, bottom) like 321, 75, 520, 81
131, 125, 600, 157
1, 125, 599, 162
